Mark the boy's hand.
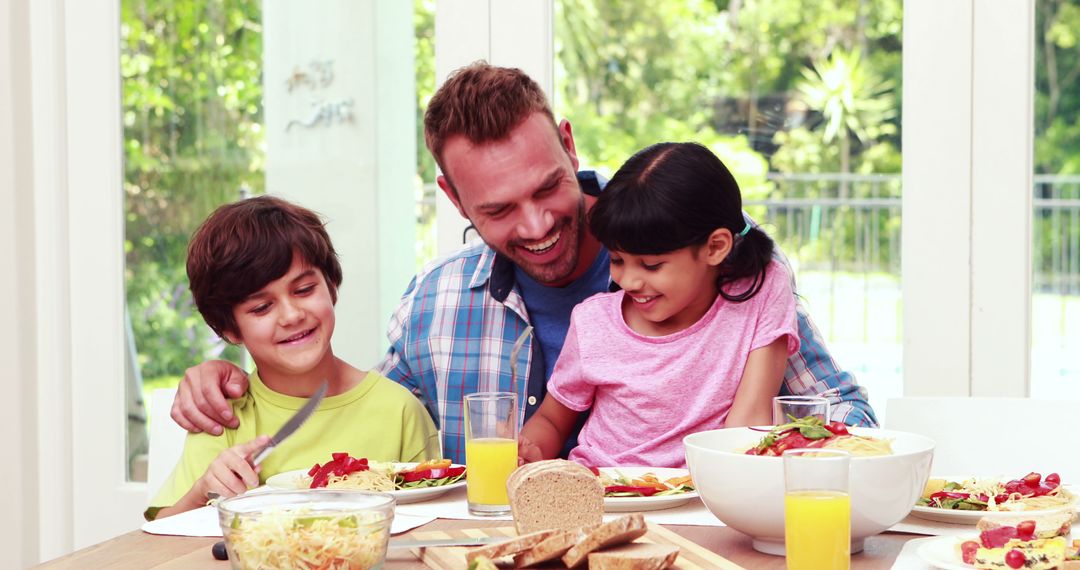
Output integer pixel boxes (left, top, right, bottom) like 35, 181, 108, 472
518, 436, 544, 465
197, 436, 270, 499
172, 360, 249, 435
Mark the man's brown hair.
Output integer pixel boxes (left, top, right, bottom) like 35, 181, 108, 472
186, 195, 343, 340
424, 62, 556, 192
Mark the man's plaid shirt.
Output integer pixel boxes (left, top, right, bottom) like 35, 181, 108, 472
377, 176, 878, 464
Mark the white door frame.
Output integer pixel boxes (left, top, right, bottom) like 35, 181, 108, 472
62, 0, 150, 548
902, 0, 1034, 397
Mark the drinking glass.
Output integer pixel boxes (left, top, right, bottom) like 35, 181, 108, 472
773, 395, 830, 425
464, 392, 518, 516
783, 448, 851, 570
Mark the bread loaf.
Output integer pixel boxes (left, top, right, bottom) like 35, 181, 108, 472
561, 513, 648, 568
507, 460, 604, 534
587, 543, 680, 570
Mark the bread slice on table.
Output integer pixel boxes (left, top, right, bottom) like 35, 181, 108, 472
562, 513, 648, 568
512, 525, 599, 568
587, 543, 680, 570
464, 529, 557, 564
975, 510, 1075, 539
507, 459, 604, 534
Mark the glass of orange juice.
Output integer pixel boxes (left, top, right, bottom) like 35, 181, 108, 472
783, 448, 851, 570
464, 392, 518, 516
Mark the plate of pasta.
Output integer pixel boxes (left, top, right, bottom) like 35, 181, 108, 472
266, 455, 467, 504
910, 472, 1078, 524
744, 416, 894, 457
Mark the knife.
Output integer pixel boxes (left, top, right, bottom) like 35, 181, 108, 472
252, 380, 328, 465
389, 536, 507, 549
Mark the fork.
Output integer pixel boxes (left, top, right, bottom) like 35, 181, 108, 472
509, 325, 533, 399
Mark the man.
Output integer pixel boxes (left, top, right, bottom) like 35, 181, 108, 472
171, 63, 878, 463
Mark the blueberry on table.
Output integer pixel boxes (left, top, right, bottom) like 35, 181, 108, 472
211, 540, 228, 561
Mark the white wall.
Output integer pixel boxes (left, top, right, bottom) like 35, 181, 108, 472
263, 0, 416, 364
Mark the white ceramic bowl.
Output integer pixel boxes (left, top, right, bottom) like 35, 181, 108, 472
683, 427, 934, 555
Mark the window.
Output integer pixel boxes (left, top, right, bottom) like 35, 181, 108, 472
554, 0, 903, 414
121, 0, 264, 481
1031, 0, 1080, 398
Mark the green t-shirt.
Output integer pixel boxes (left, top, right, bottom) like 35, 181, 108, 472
148, 369, 439, 516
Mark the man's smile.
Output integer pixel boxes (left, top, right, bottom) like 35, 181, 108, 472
521, 230, 562, 254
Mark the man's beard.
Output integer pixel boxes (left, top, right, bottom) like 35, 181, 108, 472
500, 199, 587, 286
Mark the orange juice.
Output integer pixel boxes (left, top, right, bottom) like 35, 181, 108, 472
465, 437, 518, 505
785, 490, 851, 570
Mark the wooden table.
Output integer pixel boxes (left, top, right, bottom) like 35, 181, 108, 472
37, 519, 920, 569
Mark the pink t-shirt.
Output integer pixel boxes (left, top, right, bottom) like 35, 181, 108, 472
547, 260, 799, 469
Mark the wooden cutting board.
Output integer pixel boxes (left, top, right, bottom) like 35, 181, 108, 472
409, 524, 746, 569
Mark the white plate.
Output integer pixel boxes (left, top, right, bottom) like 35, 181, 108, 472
909, 475, 1077, 524
265, 463, 467, 504
598, 467, 699, 512
916, 534, 974, 570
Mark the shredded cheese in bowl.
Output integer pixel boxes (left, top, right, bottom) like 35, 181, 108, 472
217, 490, 394, 570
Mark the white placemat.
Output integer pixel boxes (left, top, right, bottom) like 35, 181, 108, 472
141, 505, 435, 537
394, 486, 726, 527
887, 513, 975, 536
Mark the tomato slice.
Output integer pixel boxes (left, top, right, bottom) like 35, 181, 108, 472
825, 421, 850, 436
400, 466, 466, 483
605, 485, 658, 497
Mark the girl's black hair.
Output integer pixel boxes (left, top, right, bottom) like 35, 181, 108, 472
588, 142, 775, 302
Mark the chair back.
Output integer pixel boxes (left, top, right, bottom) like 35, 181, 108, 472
147, 388, 187, 500
885, 397, 1079, 482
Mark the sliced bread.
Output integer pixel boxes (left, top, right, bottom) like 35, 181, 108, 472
561, 513, 648, 568
464, 529, 557, 564
507, 459, 604, 534
587, 543, 680, 570
512, 524, 599, 568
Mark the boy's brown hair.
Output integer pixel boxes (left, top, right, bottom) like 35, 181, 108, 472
186, 195, 343, 340
423, 62, 557, 195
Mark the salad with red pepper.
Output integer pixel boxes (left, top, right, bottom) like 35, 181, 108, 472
305, 454, 466, 491
918, 472, 1075, 512
590, 468, 695, 498
393, 459, 467, 490
745, 416, 854, 456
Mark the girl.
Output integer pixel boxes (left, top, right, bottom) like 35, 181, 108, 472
519, 142, 800, 469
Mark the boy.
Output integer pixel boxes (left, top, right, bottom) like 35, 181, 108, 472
147, 196, 439, 519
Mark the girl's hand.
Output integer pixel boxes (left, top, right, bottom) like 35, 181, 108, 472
518, 435, 544, 465
197, 435, 271, 499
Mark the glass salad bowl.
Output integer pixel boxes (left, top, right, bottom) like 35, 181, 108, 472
217, 489, 395, 570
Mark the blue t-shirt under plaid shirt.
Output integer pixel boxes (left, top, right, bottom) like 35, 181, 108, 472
376, 171, 879, 464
